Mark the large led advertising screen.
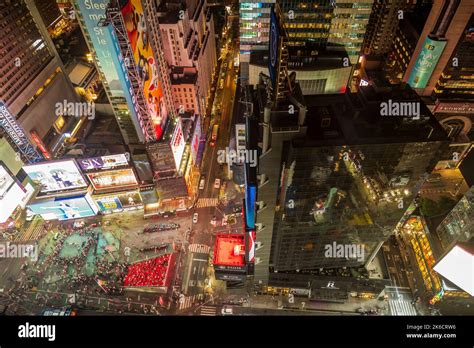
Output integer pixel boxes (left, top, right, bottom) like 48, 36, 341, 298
171, 119, 185, 169
191, 117, 201, 165
408, 37, 447, 89
94, 192, 143, 212
28, 194, 98, 221
268, 6, 280, 88
75, 0, 144, 142
434, 244, 474, 296
0, 165, 15, 199
75, 0, 125, 99
0, 164, 29, 223
121, 0, 168, 140
77, 154, 129, 172
87, 168, 138, 191
24, 160, 88, 194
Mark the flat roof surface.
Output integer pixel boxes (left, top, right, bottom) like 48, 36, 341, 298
68, 62, 93, 86
213, 234, 245, 266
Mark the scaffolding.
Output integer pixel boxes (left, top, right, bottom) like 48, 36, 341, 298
99, 1, 157, 143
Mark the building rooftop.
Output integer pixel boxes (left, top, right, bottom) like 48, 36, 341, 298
213, 234, 246, 267
255, 82, 449, 146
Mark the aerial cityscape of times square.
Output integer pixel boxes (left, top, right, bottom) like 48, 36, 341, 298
0, 0, 473, 320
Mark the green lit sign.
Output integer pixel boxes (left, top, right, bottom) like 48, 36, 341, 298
408, 37, 446, 89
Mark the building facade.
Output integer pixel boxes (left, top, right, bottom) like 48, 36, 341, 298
404, 0, 474, 97
157, 0, 217, 117
1, 0, 82, 162
436, 186, 474, 251
251, 77, 449, 284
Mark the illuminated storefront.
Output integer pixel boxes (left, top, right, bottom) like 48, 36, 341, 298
93, 191, 143, 214
27, 192, 99, 221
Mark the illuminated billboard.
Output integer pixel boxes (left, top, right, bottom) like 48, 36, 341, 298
171, 119, 185, 169
433, 244, 474, 296
0, 165, 15, 199
78, 154, 129, 172
94, 191, 143, 212
87, 168, 138, 191
268, 6, 280, 88
75, 0, 126, 99
0, 165, 29, 223
213, 234, 246, 270
121, 0, 168, 140
191, 117, 201, 165
244, 186, 256, 229
24, 160, 88, 194
245, 230, 256, 264
75, 0, 143, 142
408, 37, 447, 89
28, 194, 98, 221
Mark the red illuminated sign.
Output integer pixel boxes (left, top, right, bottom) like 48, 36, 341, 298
30, 130, 51, 159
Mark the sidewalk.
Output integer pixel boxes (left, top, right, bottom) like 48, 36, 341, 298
246, 294, 386, 314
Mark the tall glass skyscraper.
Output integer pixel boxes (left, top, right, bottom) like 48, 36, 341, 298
251, 80, 450, 285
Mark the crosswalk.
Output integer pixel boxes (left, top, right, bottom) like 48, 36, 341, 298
195, 198, 219, 208
14, 219, 45, 242
178, 294, 204, 310
188, 244, 211, 254
200, 305, 217, 316
388, 298, 417, 316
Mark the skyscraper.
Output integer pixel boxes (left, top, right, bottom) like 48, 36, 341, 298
157, 0, 217, 117
436, 186, 474, 251
363, 0, 418, 56
242, 1, 374, 94
72, 0, 147, 144
250, 76, 449, 284
404, 0, 474, 97
0, 0, 81, 162
433, 14, 474, 100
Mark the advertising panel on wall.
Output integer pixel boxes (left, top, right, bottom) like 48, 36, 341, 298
433, 243, 474, 296
268, 6, 281, 88
244, 186, 256, 229
87, 168, 138, 191
146, 142, 176, 179
120, 0, 168, 140
408, 37, 447, 89
24, 160, 88, 195
94, 191, 143, 213
0, 164, 29, 224
27, 194, 98, 221
190, 117, 201, 165
75, 0, 126, 99
74, 0, 143, 142
0, 165, 15, 199
170, 119, 185, 170
30, 130, 51, 159
77, 154, 129, 172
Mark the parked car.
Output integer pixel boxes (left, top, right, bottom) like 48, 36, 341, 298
214, 178, 221, 189
193, 213, 199, 224
199, 177, 205, 190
